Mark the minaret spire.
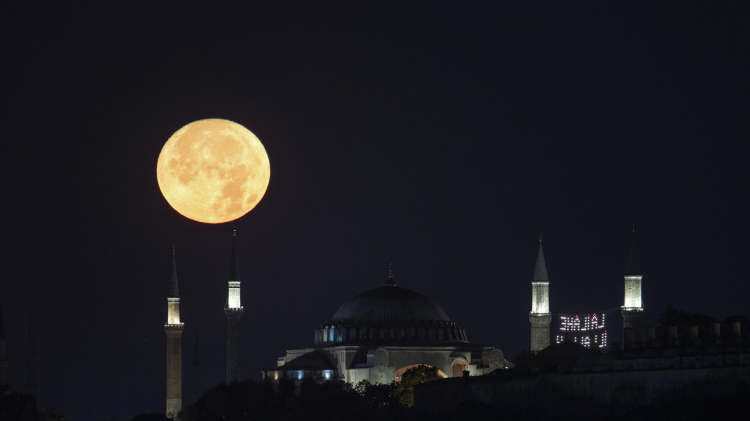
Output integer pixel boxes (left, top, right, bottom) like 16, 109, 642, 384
169, 245, 179, 298
165, 246, 184, 419
225, 229, 244, 384
529, 235, 551, 352
229, 229, 240, 284
624, 225, 641, 276
533, 235, 549, 282
0, 302, 8, 385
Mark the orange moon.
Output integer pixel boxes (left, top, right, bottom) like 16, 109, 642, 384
156, 119, 270, 224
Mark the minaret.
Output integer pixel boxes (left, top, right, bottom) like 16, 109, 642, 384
165, 246, 184, 420
621, 226, 645, 349
190, 330, 202, 403
0, 302, 8, 385
225, 229, 244, 384
529, 235, 551, 352
25, 299, 38, 400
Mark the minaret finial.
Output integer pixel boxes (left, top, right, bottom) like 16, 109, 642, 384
172, 245, 176, 256
539, 233, 543, 243
386, 262, 396, 286
233, 226, 237, 237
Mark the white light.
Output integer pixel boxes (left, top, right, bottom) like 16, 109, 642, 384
228, 285, 241, 308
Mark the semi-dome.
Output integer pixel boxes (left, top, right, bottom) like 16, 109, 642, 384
330, 285, 451, 322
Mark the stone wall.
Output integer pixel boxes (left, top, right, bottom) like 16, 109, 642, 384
414, 366, 750, 413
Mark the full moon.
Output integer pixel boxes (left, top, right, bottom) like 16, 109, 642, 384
156, 119, 270, 224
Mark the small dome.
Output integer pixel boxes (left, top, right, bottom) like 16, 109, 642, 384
330, 285, 451, 322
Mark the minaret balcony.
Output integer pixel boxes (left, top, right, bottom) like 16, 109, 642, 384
164, 323, 185, 329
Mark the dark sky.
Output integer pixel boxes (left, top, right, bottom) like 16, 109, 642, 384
2, 2, 749, 420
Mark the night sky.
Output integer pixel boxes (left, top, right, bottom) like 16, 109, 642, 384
2, 2, 749, 420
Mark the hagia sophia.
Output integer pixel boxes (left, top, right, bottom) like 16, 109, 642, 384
155, 227, 652, 418
155, 225, 657, 419
263, 265, 510, 384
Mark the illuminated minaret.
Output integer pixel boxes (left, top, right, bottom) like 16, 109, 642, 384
621, 226, 645, 349
0, 302, 8, 385
225, 229, 244, 384
165, 247, 184, 420
26, 300, 38, 400
529, 235, 551, 352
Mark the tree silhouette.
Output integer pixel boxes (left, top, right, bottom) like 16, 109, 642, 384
393, 365, 442, 408
0, 383, 39, 421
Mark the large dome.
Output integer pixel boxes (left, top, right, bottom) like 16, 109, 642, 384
330, 285, 451, 322
314, 272, 469, 347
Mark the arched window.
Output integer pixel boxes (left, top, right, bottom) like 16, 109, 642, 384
379, 328, 385, 339
390, 328, 395, 339
329, 327, 335, 342
407, 328, 416, 339
418, 328, 426, 340
438, 329, 445, 341
400, 328, 406, 339
349, 327, 357, 341
322, 328, 328, 343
